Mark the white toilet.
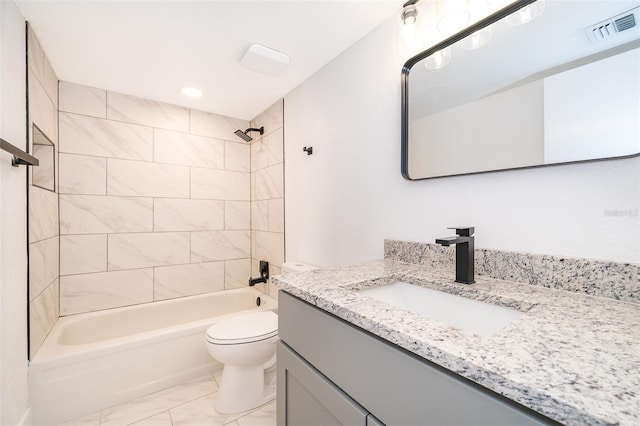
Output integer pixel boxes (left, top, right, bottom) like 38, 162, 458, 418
205, 261, 318, 414
206, 310, 278, 414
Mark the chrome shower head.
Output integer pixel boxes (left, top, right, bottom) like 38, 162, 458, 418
233, 127, 264, 142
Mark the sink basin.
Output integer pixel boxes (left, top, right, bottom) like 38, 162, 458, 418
357, 282, 523, 337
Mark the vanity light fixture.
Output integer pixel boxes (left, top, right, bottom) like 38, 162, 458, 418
461, 27, 492, 49
401, 0, 426, 55
424, 47, 451, 69
401, 0, 419, 25
181, 87, 202, 97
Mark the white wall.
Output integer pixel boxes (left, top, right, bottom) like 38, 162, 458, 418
284, 16, 640, 267
0, 1, 31, 425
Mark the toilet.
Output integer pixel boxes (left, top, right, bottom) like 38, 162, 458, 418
206, 310, 278, 414
205, 261, 318, 414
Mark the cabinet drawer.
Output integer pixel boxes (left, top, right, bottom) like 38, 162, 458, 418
277, 341, 368, 426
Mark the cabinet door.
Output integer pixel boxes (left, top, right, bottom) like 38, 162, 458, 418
277, 341, 368, 426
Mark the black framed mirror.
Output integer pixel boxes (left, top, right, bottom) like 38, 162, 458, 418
32, 124, 55, 192
401, 0, 640, 180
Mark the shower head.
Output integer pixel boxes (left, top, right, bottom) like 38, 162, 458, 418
234, 127, 264, 142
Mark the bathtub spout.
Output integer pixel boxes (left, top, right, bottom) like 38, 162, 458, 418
248, 260, 269, 286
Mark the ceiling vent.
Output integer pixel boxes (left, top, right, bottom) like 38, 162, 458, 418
584, 6, 639, 43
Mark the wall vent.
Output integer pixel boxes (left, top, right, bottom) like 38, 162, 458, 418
584, 6, 639, 43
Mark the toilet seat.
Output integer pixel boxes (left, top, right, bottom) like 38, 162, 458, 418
207, 311, 278, 345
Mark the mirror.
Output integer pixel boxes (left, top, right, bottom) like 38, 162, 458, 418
402, 0, 640, 180
32, 124, 55, 192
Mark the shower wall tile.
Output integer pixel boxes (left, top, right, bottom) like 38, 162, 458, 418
154, 198, 224, 232
189, 109, 249, 140
27, 27, 45, 84
29, 241, 46, 301
59, 153, 107, 195
255, 164, 284, 200
154, 261, 225, 301
30, 279, 59, 355
268, 199, 284, 233
60, 269, 153, 315
29, 70, 57, 140
28, 26, 59, 358
29, 186, 59, 243
108, 232, 190, 271
225, 201, 250, 230
59, 112, 153, 160
60, 234, 108, 276
254, 231, 284, 268
42, 55, 58, 107
225, 141, 250, 172
107, 159, 190, 198
251, 99, 283, 139
154, 129, 224, 169
44, 236, 59, 286
107, 91, 189, 132
60, 195, 153, 234
57, 84, 255, 314
250, 99, 285, 292
225, 259, 251, 290
251, 200, 269, 232
191, 230, 250, 262
191, 168, 250, 201
42, 54, 58, 107
251, 140, 268, 172
59, 81, 107, 118
264, 127, 284, 166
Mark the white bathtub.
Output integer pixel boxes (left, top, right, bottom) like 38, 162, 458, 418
29, 287, 277, 425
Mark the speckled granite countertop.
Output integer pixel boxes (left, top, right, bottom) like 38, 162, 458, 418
273, 260, 640, 426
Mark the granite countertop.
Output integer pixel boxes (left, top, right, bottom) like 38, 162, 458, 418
273, 260, 640, 426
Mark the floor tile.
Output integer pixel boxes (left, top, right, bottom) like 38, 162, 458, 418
100, 376, 217, 426
129, 412, 173, 426
236, 401, 276, 426
170, 393, 248, 426
59, 412, 101, 426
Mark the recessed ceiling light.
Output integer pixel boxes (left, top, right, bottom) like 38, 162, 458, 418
181, 87, 202, 97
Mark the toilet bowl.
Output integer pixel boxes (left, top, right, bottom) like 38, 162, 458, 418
205, 310, 278, 414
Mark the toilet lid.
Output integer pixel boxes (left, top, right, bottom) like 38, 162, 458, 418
207, 311, 278, 345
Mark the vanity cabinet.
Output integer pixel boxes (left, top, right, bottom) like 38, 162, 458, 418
277, 291, 557, 426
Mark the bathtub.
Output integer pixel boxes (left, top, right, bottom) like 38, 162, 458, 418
29, 287, 277, 425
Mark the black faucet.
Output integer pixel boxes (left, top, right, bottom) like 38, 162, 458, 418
249, 260, 269, 286
435, 227, 475, 284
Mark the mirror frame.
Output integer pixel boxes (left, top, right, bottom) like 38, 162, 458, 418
401, 0, 640, 180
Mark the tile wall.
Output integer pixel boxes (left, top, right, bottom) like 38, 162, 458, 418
58, 82, 254, 315
250, 100, 285, 299
27, 25, 60, 356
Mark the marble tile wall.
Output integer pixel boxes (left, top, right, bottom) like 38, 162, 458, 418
250, 100, 285, 299
384, 239, 640, 303
58, 81, 254, 315
27, 25, 60, 357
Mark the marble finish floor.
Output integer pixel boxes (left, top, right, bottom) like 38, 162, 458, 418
60, 372, 276, 426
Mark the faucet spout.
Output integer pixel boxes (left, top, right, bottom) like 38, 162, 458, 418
435, 227, 475, 284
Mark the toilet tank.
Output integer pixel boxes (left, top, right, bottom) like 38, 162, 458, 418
281, 261, 318, 275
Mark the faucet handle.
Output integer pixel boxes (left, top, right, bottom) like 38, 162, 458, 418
447, 226, 474, 237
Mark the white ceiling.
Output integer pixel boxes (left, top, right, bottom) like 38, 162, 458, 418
16, 0, 402, 120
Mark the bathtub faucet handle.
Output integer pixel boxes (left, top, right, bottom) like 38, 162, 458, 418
248, 261, 270, 286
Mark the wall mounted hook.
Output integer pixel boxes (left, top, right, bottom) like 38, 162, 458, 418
303, 146, 313, 155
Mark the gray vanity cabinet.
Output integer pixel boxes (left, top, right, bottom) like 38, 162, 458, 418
277, 290, 557, 426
